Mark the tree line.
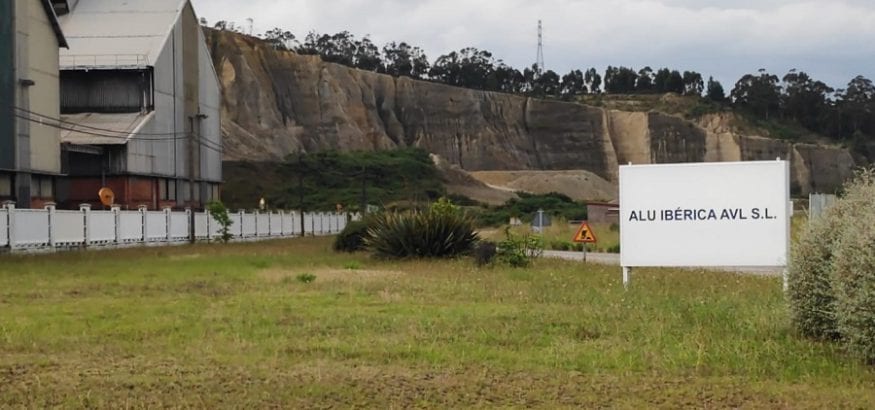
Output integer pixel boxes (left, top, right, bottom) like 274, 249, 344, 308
210, 21, 874, 145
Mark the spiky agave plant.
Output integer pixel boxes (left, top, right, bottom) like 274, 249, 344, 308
365, 207, 478, 259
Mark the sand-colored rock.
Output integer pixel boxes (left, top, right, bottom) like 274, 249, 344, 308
207, 30, 857, 196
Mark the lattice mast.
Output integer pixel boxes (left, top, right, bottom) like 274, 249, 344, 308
535, 20, 545, 76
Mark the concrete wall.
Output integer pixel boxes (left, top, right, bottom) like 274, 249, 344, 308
18, 0, 62, 175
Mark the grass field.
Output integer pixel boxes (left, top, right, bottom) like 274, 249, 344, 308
1, 237, 873, 407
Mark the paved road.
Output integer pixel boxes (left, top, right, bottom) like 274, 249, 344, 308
543, 250, 783, 276
543, 250, 619, 265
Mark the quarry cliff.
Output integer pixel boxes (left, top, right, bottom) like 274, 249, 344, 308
207, 30, 856, 195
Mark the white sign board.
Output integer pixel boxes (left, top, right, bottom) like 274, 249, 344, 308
620, 161, 790, 267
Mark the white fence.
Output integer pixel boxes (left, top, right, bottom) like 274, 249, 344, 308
0, 203, 353, 253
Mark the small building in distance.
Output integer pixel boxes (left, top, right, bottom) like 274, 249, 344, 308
586, 201, 619, 225
57, 0, 221, 210
0, 0, 68, 208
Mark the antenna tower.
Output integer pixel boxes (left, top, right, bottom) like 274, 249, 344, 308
536, 20, 545, 75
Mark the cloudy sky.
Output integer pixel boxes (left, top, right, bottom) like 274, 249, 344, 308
191, 0, 875, 90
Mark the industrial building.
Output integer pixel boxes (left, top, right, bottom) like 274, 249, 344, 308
56, 0, 222, 210
0, 0, 69, 208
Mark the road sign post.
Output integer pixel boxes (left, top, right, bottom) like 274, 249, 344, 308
572, 221, 597, 263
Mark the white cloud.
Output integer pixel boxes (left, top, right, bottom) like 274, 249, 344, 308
192, 0, 875, 88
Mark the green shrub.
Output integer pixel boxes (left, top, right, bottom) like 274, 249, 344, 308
207, 201, 233, 243
606, 244, 621, 254
550, 240, 572, 251
788, 207, 843, 340
366, 202, 478, 259
831, 171, 875, 362
789, 169, 875, 362
497, 228, 544, 267
333, 220, 370, 252
296, 273, 316, 284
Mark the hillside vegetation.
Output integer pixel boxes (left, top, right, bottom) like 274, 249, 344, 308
223, 149, 444, 212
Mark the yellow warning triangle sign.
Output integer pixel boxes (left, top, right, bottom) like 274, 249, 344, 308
573, 221, 597, 243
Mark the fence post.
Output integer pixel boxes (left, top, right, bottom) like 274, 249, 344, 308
45, 202, 56, 248
112, 205, 121, 245
164, 207, 172, 243
278, 211, 285, 236
139, 205, 148, 243
186, 207, 194, 244
80, 203, 91, 247
1, 201, 12, 250
239, 210, 245, 239
205, 209, 212, 242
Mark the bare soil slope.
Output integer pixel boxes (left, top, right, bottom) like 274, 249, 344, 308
470, 170, 618, 202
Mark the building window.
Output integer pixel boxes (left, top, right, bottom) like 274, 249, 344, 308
159, 179, 177, 201
0, 174, 11, 197
30, 175, 54, 198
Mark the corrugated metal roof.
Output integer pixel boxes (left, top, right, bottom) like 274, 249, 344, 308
60, 112, 154, 145
58, 0, 187, 69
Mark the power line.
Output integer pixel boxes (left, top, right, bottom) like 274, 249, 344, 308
6, 104, 224, 151
13, 112, 225, 154
10, 104, 193, 137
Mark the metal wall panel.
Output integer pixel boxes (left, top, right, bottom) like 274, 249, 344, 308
282, 213, 294, 236
208, 214, 223, 238
119, 211, 143, 242
242, 214, 256, 237
12, 209, 50, 247
231, 213, 243, 238
256, 212, 269, 236
54, 210, 85, 245
270, 212, 282, 235
0, 208, 8, 247
197, 28, 222, 183
194, 212, 208, 238
88, 212, 116, 243
314, 213, 323, 234
146, 211, 167, 241
25, 0, 62, 175
126, 26, 184, 178
303, 213, 313, 236
169, 212, 188, 239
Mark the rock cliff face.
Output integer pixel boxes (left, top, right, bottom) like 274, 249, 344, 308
208, 30, 856, 195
